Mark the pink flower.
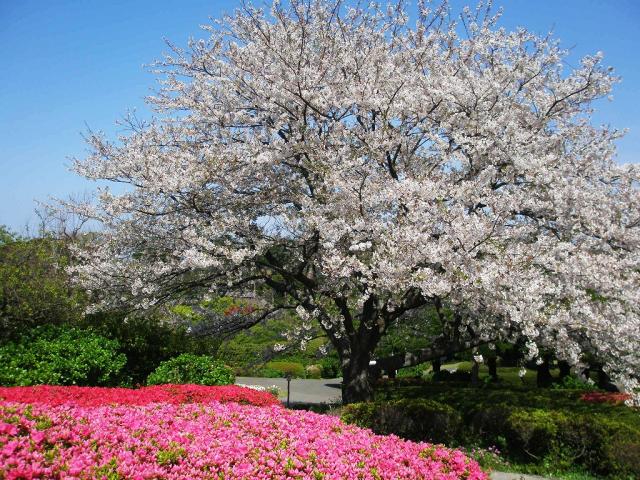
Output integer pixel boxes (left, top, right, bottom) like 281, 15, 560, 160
0, 386, 488, 480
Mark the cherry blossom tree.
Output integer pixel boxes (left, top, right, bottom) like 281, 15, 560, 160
68, 0, 640, 403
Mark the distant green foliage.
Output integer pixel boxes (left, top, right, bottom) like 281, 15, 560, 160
207, 303, 345, 377
0, 234, 86, 339
373, 306, 443, 358
319, 356, 341, 378
83, 312, 220, 386
201, 296, 238, 313
305, 364, 322, 379
217, 312, 335, 375
0, 225, 16, 245
0, 325, 126, 386
217, 316, 296, 370
396, 363, 430, 378
431, 369, 472, 382
146, 354, 235, 386
263, 361, 306, 378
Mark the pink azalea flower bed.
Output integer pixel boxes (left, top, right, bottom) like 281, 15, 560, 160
0, 386, 487, 480
580, 391, 632, 405
0, 384, 280, 408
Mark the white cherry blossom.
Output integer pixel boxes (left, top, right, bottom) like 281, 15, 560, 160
68, 0, 639, 403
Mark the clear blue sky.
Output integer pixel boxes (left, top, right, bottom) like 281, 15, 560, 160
1, 0, 639, 232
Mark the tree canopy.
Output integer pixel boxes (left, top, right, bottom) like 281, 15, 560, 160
67, 0, 639, 403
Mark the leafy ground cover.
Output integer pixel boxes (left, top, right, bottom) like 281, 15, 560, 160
0, 385, 487, 480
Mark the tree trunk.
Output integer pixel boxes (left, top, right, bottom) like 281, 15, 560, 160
558, 361, 571, 380
341, 354, 375, 404
375, 337, 492, 373
488, 356, 498, 381
596, 366, 618, 392
536, 357, 553, 388
432, 358, 441, 373
471, 360, 480, 387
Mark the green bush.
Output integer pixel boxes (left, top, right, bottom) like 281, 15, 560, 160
258, 367, 286, 378
396, 363, 429, 378
263, 361, 306, 378
600, 424, 640, 478
319, 356, 341, 378
507, 409, 640, 478
83, 312, 220, 385
341, 398, 462, 445
0, 325, 126, 386
146, 354, 235, 386
0, 234, 87, 340
374, 384, 640, 479
550, 375, 599, 391
471, 406, 640, 479
504, 408, 564, 459
432, 369, 472, 382
305, 364, 322, 379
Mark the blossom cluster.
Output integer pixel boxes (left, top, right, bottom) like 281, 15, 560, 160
0, 388, 487, 479
0, 384, 280, 407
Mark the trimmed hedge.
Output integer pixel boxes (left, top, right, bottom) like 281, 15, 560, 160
341, 398, 462, 445
371, 385, 640, 479
263, 361, 306, 378
146, 354, 234, 386
510, 409, 639, 478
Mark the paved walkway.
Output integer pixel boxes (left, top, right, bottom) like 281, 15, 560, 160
236, 376, 343, 404
491, 473, 553, 480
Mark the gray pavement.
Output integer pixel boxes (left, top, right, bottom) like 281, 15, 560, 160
490, 473, 554, 480
236, 376, 343, 404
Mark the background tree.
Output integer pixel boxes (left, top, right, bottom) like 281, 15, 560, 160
67, 0, 640, 403
0, 225, 86, 339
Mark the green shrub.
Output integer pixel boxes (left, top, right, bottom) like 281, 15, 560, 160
374, 384, 640, 479
472, 406, 640, 479
469, 405, 514, 450
341, 398, 462, 444
0, 325, 126, 386
305, 364, 322, 379
601, 425, 640, 478
551, 375, 599, 391
146, 354, 234, 386
264, 361, 306, 378
83, 312, 221, 386
432, 369, 471, 382
396, 363, 429, 378
504, 408, 565, 459
319, 356, 341, 378
257, 367, 286, 378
